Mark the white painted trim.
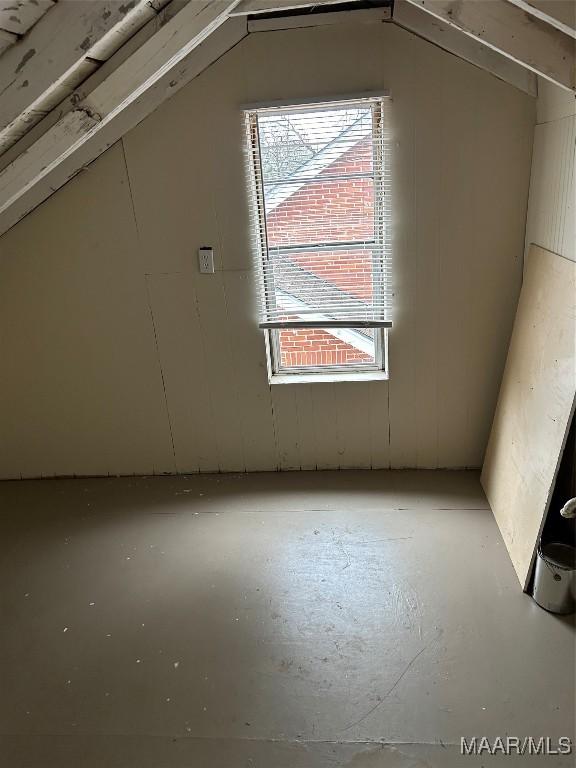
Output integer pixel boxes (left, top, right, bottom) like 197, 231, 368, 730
270, 370, 389, 384
242, 90, 389, 111
393, 0, 537, 96
245, 0, 538, 96
0, 109, 100, 212
83, 2, 240, 118
402, 0, 575, 92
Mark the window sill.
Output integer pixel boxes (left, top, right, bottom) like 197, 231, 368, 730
269, 370, 389, 385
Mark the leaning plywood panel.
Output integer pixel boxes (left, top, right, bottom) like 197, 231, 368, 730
481, 245, 576, 588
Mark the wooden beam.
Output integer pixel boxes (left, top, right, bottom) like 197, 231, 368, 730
402, 0, 575, 91
0, 0, 172, 156
0, 3, 246, 238
394, 0, 537, 96
506, 0, 576, 38
231, 0, 364, 15
0, 1, 196, 175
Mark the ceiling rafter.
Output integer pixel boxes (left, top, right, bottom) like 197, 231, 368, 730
401, 0, 575, 92
0, 0, 574, 239
506, 0, 576, 38
0, 1, 245, 237
393, 1, 537, 95
0, 0, 175, 158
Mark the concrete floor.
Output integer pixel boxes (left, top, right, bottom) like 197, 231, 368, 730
0, 470, 574, 767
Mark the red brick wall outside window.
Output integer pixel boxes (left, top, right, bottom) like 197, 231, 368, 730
278, 327, 373, 368
266, 136, 376, 368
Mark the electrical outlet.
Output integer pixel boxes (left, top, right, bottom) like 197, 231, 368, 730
198, 247, 215, 274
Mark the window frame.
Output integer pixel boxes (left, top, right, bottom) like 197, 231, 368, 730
268, 325, 387, 378
246, 95, 391, 383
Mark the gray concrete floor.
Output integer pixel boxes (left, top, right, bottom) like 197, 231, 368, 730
0, 470, 574, 767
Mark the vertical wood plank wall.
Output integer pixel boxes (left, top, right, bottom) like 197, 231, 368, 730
525, 79, 576, 264
0, 23, 535, 478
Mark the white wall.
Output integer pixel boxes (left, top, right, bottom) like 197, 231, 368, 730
525, 78, 576, 263
0, 21, 535, 478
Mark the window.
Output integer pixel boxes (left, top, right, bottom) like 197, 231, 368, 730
245, 95, 392, 381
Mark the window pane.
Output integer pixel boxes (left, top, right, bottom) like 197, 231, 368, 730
265, 177, 374, 247
271, 247, 377, 319
249, 99, 388, 375
278, 327, 375, 369
258, 107, 373, 184
259, 107, 375, 249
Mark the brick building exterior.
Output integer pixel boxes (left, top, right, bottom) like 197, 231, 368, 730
265, 135, 375, 368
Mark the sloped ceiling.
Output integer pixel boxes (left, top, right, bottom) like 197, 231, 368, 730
0, 0, 574, 238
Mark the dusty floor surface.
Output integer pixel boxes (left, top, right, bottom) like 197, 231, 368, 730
0, 470, 574, 767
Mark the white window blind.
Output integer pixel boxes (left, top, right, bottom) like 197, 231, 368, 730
245, 96, 392, 330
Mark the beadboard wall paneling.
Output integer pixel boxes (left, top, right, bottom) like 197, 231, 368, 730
0, 23, 535, 477
525, 78, 576, 263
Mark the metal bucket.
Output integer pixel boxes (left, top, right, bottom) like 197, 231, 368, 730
532, 542, 576, 614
